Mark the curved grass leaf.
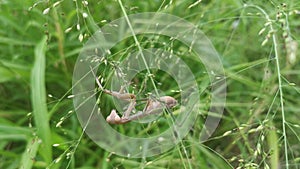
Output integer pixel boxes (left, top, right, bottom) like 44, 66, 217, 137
30, 37, 52, 164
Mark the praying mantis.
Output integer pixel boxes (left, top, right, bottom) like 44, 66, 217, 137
91, 68, 177, 124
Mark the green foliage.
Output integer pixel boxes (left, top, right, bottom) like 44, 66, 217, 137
0, 0, 299, 169
31, 37, 52, 164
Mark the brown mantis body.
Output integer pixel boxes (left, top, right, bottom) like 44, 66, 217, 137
106, 95, 177, 124
91, 68, 177, 124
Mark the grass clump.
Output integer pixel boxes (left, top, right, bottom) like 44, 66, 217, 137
0, 0, 299, 168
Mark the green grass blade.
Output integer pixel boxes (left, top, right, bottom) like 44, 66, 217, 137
19, 137, 40, 169
0, 125, 32, 141
198, 145, 234, 169
267, 122, 279, 169
30, 37, 52, 164
0, 60, 31, 82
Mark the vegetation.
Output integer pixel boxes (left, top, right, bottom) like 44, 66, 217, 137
0, 0, 299, 168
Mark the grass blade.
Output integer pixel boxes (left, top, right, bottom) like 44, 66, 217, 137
267, 122, 279, 169
30, 36, 52, 164
19, 137, 40, 169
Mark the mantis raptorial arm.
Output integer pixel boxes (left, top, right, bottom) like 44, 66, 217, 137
90, 67, 136, 118
91, 68, 135, 101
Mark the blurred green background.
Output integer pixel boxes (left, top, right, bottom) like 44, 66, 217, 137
0, 0, 299, 168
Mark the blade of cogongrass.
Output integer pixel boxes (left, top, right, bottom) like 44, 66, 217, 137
0, 15, 25, 35
190, 142, 234, 169
0, 37, 35, 46
30, 37, 52, 164
267, 121, 279, 169
227, 58, 271, 72
0, 59, 31, 82
226, 71, 260, 88
0, 125, 32, 141
0, 66, 14, 83
19, 137, 40, 169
